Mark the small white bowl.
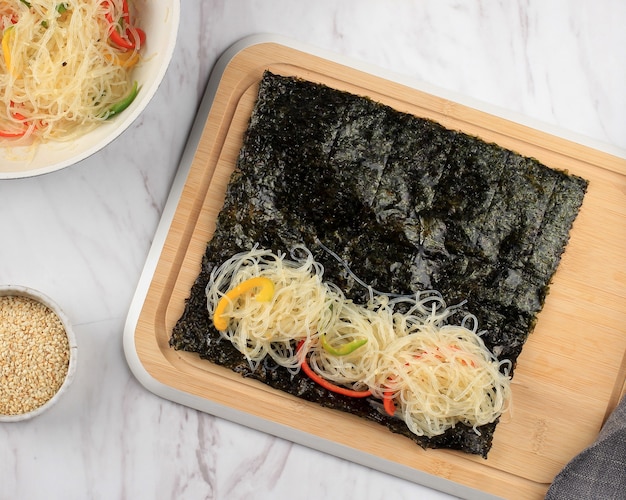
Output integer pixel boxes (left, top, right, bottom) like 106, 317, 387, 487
0, 285, 78, 422
0, 0, 181, 179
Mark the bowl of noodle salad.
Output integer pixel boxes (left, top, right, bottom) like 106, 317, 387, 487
0, 0, 180, 178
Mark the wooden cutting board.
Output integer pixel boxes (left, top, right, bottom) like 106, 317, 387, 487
125, 38, 626, 499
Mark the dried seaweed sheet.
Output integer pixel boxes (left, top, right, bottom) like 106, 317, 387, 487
170, 71, 588, 457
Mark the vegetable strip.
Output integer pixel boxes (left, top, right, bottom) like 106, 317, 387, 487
103, 0, 145, 51
320, 334, 367, 356
298, 341, 372, 398
103, 80, 140, 119
2, 25, 14, 75
0, 107, 28, 138
213, 277, 275, 331
383, 391, 396, 416
104, 49, 140, 68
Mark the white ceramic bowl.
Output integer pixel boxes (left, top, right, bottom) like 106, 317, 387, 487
0, 285, 78, 422
0, 0, 180, 179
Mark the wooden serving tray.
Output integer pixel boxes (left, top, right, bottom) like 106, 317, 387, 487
124, 36, 626, 499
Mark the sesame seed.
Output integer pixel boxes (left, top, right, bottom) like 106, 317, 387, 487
0, 295, 70, 416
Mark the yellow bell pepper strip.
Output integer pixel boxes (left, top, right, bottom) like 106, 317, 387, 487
297, 341, 372, 398
320, 334, 367, 356
102, 80, 140, 119
212, 277, 275, 331
2, 25, 14, 75
104, 48, 140, 68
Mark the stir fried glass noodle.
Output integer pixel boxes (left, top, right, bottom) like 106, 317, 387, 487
0, 0, 144, 143
206, 246, 512, 438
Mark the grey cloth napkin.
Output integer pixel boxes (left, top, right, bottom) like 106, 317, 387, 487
546, 395, 626, 500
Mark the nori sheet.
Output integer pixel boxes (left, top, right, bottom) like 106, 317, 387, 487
170, 71, 588, 457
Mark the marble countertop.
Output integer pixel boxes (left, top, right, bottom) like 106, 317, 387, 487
1, 1, 624, 499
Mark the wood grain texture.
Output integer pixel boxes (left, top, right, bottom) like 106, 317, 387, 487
131, 42, 626, 499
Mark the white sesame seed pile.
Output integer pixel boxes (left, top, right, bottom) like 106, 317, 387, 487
0, 295, 70, 416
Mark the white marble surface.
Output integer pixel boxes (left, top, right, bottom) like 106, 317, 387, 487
1, 1, 624, 499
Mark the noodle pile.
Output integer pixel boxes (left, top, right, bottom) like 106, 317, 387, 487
206, 246, 512, 438
0, 0, 140, 142
206, 246, 334, 372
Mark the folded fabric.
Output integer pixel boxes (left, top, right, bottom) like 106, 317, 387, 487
546, 394, 626, 499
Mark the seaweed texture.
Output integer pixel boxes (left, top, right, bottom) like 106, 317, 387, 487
170, 71, 588, 457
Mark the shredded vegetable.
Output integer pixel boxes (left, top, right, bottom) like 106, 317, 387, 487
0, 0, 145, 143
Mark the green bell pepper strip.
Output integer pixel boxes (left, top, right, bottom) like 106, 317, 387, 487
297, 341, 372, 398
104, 81, 140, 119
320, 334, 367, 356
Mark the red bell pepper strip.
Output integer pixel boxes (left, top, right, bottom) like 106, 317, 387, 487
103, 0, 146, 51
0, 109, 28, 138
297, 341, 372, 398
0, 127, 27, 138
383, 391, 396, 416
